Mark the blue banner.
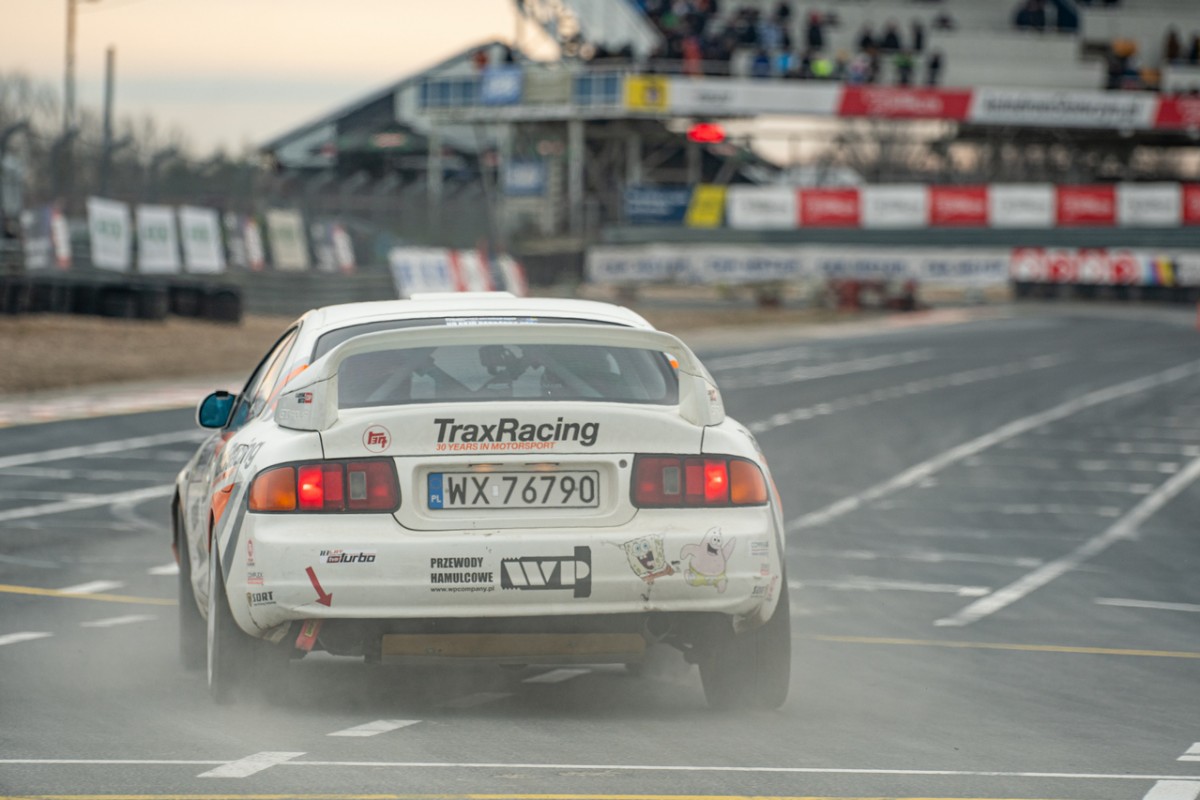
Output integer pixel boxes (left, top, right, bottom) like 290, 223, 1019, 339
503, 160, 547, 196
624, 186, 692, 225
480, 67, 523, 106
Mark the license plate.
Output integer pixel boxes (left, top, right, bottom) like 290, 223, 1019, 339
428, 470, 600, 510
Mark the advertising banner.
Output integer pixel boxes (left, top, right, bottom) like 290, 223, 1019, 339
503, 160, 547, 196
970, 88, 1158, 129
266, 209, 310, 271
861, 185, 927, 229
20, 205, 71, 271
839, 87, 972, 120
1056, 185, 1116, 226
726, 186, 798, 230
1117, 183, 1181, 227
178, 205, 225, 273
1185, 185, 1200, 226
450, 249, 494, 292
989, 184, 1055, 228
86, 196, 131, 272
1153, 95, 1200, 130
685, 184, 726, 228
496, 253, 529, 296
136, 204, 181, 274
222, 213, 265, 271
480, 66, 523, 105
625, 185, 692, 224
624, 75, 669, 111
929, 186, 989, 227
799, 188, 860, 227
388, 247, 456, 297
669, 79, 840, 117
1008, 247, 1195, 286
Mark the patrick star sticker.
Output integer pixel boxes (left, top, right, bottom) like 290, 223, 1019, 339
680, 527, 736, 593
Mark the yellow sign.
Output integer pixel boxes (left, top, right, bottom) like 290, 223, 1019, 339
624, 75, 669, 111
685, 184, 726, 228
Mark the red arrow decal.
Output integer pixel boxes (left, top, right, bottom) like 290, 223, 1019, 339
305, 566, 333, 606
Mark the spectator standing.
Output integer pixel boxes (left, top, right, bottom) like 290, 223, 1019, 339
847, 52, 871, 84
752, 48, 772, 77
1190, 33, 1200, 64
1165, 27, 1183, 64
880, 21, 902, 52
925, 50, 943, 86
857, 24, 876, 52
895, 49, 915, 85
806, 12, 826, 51
911, 19, 925, 52
933, 11, 956, 31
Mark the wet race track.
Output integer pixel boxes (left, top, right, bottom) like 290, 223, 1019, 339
1, 306, 1199, 800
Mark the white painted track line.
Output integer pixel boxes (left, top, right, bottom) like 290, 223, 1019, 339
722, 349, 933, 389
440, 692, 512, 709
0, 484, 173, 524
57, 580, 125, 595
790, 578, 991, 596
1144, 780, 1200, 800
0, 430, 203, 470
0, 632, 52, 646
197, 751, 305, 778
80, 614, 156, 628
522, 668, 590, 684
1180, 743, 1200, 762
937, 452, 1200, 627
327, 720, 420, 737
1097, 598, 1200, 614
786, 357, 1200, 532
147, 562, 180, 576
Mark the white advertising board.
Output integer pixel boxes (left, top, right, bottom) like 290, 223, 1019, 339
87, 196, 132, 272
266, 209, 309, 271
136, 204, 181, 274
178, 205, 225, 273
1117, 183, 1181, 227
970, 88, 1158, 130
726, 186, 798, 230
989, 184, 1055, 228
388, 247, 456, 297
861, 185, 928, 229
669, 79, 840, 117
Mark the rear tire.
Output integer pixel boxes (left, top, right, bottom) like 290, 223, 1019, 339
207, 545, 254, 704
699, 580, 791, 710
175, 510, 206, 671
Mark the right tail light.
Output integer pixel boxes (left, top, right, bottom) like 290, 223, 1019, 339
632, 455, 768, 507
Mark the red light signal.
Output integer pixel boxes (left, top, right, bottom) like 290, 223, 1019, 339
687, 122, 726, 144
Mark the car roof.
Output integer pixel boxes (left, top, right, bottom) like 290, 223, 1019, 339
300, 294, 656, 336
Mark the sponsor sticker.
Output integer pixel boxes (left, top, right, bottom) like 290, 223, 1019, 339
433, 417, 599, 452
500, 547, 592, 598
319, 549, 376, 564
749, 540, 770, 557
429, 556, 495, 593
363, 425, 391, 453
247, 570, 264, 586
246, 539, 255, 567
296, 392, 313, 404
247, 590, 275, 607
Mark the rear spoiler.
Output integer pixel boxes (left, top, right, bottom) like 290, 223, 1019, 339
274, 323, 724, 432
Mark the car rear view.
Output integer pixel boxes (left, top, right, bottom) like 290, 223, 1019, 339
194, 300, 790, 709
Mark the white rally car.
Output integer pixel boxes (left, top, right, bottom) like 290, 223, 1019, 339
173, 294, 790, 708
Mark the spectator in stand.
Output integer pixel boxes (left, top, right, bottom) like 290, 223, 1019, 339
751, 48, 772, 77
773, 1, 791, 31
1165, 27, 1183, 64
911, 19, 925, 52
806, 12, 826, 51
758, 14, 784, 51
847, 52, 871, 84
1013, 0, 1047, 32
833, 50, 849, 81
880, 21, 903, 52
932, 10, 956, 31
895, 49, 915, 85
925, 50, 943, 86
857, 24, 876, 53
682, 34, 703, 75
1188, 33, 1200, 64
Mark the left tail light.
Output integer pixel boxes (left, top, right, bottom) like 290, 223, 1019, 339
249, 458, 400, 513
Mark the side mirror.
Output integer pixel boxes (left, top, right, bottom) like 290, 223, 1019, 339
197, 391, 235, 429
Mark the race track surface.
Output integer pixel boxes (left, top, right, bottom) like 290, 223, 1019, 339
1, 306, 1198, 800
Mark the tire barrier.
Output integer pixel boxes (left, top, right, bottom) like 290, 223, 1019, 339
1, 277, 242, 323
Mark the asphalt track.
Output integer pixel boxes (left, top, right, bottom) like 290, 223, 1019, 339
1, 305, 1199, 800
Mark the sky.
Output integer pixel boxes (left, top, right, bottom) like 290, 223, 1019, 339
4, 0, 548, 154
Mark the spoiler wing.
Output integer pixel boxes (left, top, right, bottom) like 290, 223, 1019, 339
274, 323, 724, 432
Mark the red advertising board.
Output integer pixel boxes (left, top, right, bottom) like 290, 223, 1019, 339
838, 87, 973, 120
799, 188, 860, 227
1153, 96, 1200, 130
1056, 185, 1116, 226
1010, 247, 1144, 285
929, 186, 989, 226
1183, 184, 1200, 225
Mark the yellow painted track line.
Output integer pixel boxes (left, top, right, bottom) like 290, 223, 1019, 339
810, 634, 1200, 660
0, 583, 175, 607
0, 795, 1077, 800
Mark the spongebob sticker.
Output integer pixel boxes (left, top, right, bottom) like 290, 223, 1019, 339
680, 527, 736, 593
623, 535, 674, 583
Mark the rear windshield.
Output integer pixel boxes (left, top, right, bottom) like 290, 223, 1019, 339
338, 343, 678, 407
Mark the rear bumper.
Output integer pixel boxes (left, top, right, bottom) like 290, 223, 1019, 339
224, 507, 783, 640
